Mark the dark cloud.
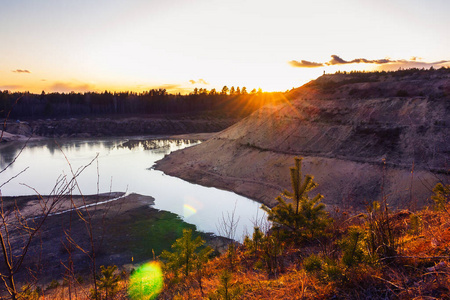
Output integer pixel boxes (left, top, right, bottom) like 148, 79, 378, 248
327, 55, 348, 65
289, 55, 450, 68
289, 60, 324, 68
12, 69, 31, 74
189, 78, 209, 85
327, 55, 391, 65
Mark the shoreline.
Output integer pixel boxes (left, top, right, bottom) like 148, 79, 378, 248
1, 192, 231, 288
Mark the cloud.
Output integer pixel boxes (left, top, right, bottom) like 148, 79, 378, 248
158, 84, 183, 90
327, 55, 391, 65
375, 60, 450, 71
49, 81, 94, 93
289, 60, 324, 68
12, 69, 31, 74
189, 78, 209, 85
289, 55, 450, 69
0, 85, 23, 91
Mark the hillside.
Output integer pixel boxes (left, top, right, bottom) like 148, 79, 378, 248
156, 69, 450, 209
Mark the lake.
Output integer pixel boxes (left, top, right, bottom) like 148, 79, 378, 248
0, 138, 266, 240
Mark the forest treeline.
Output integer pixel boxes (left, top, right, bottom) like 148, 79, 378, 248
0, 86, 284, 120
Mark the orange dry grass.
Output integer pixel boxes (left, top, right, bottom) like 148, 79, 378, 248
158, 247, 340, 300
400, 208, 450, 258
40, 280, 129, 300
23, 204, 450, 299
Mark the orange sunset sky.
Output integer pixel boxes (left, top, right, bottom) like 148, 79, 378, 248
1, 0, 449, 94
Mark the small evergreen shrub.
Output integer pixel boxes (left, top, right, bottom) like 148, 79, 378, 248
303, 254, 323, 273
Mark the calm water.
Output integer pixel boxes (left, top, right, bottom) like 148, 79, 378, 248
0, 138, 265, 240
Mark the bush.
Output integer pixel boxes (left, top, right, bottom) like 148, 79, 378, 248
432, 183, 450, 211
46, 280, 59, 290
303, 254, 323, 273
408, 213, 422, 235
340, 226, 367, 266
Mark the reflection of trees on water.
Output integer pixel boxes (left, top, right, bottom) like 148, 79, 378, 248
0, 144, 21, 169
0, 138, 200, 172
118, 139, 201, 152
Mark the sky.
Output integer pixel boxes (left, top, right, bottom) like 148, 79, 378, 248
1, 0, 449, 94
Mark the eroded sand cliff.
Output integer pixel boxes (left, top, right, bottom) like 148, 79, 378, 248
156, 72, 450, 210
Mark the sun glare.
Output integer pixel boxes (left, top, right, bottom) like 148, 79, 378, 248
128, 261, 163, 300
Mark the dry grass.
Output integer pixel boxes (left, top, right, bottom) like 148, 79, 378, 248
9, 204, 450, 299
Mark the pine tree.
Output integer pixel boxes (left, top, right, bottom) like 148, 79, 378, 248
208, 270, 241, 300
94, 265, 120, 300
160, 229, 212, 278
262, 157, 330, 243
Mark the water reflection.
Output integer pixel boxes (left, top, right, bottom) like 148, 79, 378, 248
0, 138, 264, 239
118, 139, 200, 151
0, 144, 20, 170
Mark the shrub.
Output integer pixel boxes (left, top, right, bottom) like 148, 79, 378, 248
364, 201, 397, 261
432, 183, 450, 211
46, 280, 59, 290
340, 226, 367, 266
303, 254, 323, 273
408, 213, 422, 235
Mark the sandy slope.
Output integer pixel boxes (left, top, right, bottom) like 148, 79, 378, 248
155, 73, 450, 210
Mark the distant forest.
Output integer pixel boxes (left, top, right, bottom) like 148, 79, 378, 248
2, 67, 448, 120
0, 86, 287, 120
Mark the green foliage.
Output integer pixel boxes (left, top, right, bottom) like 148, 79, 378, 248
408, 213, 422, 235
262, 157, 330, 243
17, 285, 39, 300
339, 226, 367, 266
261, 233, 284, 277
99, 265, 121, 299
321, 260, 344, 283
243, 226, 264, 256
364, 201, 397, 261
160, 229, 212, 278
432, 183, 450, 211
303, 254, 323, 273
92, 265, 121, 300
303, 255, 343, 283
46, 280, 59, 290
130, 211, 197, 261
208, 270, 242, 300
244, 226, 284, 276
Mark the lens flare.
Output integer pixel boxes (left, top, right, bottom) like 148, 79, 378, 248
128, 261, 163, 300
183, 203, 197, 218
